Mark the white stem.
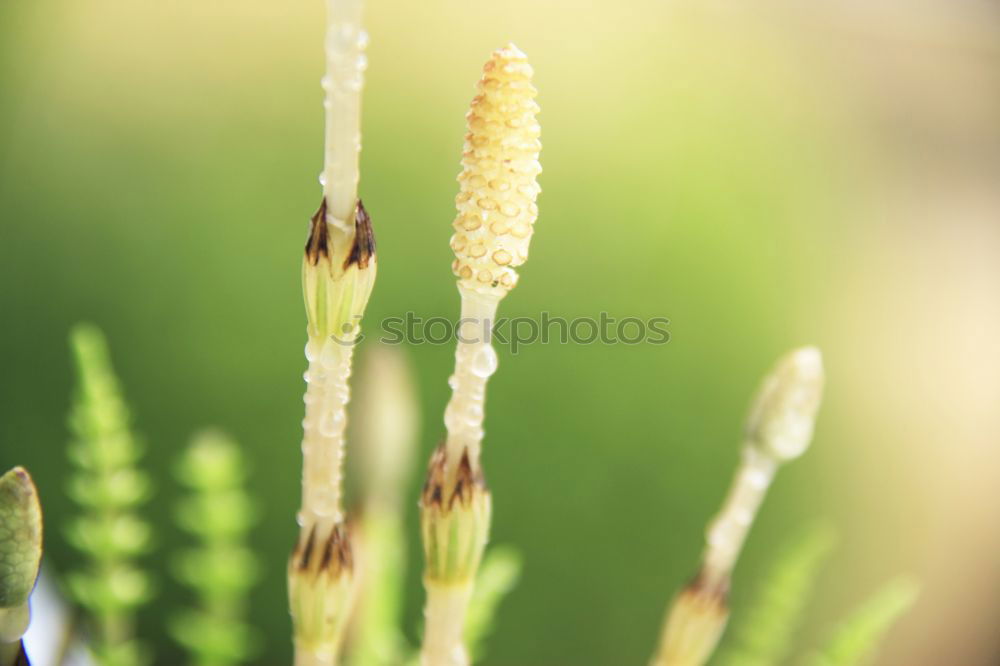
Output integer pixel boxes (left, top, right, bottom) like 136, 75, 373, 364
322, 0, 367, 230
295, 644, 339, 666
701, 445, 777, 587
299, 335, 355, 534
420, 583, 475, 666
443, 286, 501, 477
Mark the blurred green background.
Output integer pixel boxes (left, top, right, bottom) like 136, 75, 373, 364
2, 0, 999, 664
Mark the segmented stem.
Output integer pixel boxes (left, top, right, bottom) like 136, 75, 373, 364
290, 2, 372, 663
300, 337, 354, 531
421, 585, 476, 666
442, 288, 500, 481
322, 0, 367, 228
701, 447, 777, 590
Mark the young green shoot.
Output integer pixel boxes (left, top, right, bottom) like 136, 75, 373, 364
650, 347, 825, 666
290, 0, 376, 664
463, 547, 522, 663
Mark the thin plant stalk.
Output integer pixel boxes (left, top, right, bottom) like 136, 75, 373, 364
650, 347, 825, 666
349, 346, 419, 666
288, 0, 376, 664
321, 0, 366, 228
419, 44, 541, 666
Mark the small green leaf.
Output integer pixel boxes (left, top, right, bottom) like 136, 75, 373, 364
64, 514, 152, 559
171, 547, 259, 595
169, 611, 260, 663
464, 546, 522, 661
67, 469, 151, 509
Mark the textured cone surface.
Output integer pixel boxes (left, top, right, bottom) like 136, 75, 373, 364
0, 468, 42, 609
451, 44, 541, 295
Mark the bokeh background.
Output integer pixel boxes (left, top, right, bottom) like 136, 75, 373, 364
2, 0, 999, 664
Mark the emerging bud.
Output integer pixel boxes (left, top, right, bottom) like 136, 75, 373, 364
651, 571, 729, 666
744, 346, 824, 462
651, 348, 826, 666
303, 198, 377, 342
420, 446, 491, 585
288, 523, 355, 662
0, 467, 42, 644
451, 44, 541, 297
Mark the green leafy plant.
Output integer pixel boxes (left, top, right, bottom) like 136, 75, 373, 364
66, 324, 154, 666
348, 346, 418, 666
463, 547, 522, 663
806, 578, 919, 666
170, 430, 260, 666
5, 4, 917, 665
716, 524, 837, 666
651, 348, 827, 666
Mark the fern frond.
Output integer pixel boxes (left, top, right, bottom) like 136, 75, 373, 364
66, 324, 153, 666
715, 524, 835, 666
170, 430, 260, 666
805, 577, 918, 666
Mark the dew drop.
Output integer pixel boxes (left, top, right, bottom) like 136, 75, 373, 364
320, 340, 340, 370
745, 468, 771, 488
319, 410, 344, 437
470, 346, 498, 378
444, 403, 463, 431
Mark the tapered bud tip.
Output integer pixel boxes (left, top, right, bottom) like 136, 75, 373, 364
420, 445, 491, 584
306, 198, 377, 269
344, 199, 376, 270
451, 45, 541, 297
288, 523, 355, 657
303, 198, 378, 340
745, 346, 825, 462
421, 445, 486, 511
292, 523, 353, 579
